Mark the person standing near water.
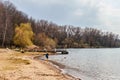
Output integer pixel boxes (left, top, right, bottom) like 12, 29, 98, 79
44, 48, 49, 60
45, 53, 49, 60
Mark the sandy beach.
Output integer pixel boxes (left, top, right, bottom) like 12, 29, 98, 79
0, 49, 80, 80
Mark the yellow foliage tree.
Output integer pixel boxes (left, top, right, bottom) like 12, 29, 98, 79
13, 23, 34, 47
35, 33, 56, 49
45, 38, 56, 49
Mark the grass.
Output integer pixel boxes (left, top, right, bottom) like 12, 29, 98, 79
2, 66, 17, 71
1, 57, 30, 71
0, 50, 45, 71
12, 51, 45, 57
8, 57, 30, 65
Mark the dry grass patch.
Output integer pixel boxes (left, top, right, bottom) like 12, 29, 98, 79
8, 57, 30, 65
0, 57, 30, 71
11, 51, 45, 57
2, 66, 17, 71
17, 76, 32, 80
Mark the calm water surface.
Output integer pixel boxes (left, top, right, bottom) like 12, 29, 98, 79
49, 48, 120, 80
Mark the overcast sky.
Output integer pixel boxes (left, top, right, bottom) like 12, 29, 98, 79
8, 0, 120, 35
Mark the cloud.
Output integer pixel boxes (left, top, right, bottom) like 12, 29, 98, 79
12, 0, 72, 6
99, 1, 120, 24
97, 0, 120, 34
10, 0, 120, 34
73, 9, 83, 16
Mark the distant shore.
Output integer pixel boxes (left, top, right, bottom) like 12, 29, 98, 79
0, 49, 80, 80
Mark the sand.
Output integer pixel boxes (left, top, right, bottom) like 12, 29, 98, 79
0, 49, 80, 80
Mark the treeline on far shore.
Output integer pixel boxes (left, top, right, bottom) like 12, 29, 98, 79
0, 1, 120, 49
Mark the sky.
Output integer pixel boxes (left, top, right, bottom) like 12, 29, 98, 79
6, 0, 120, 35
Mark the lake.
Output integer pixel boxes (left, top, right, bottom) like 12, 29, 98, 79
49, 48, 120, 80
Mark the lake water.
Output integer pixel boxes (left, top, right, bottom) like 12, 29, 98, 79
49, 48, 120, 80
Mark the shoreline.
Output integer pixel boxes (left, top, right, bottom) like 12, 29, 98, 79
0, 49, 81, 80
33, 55, 81, 80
